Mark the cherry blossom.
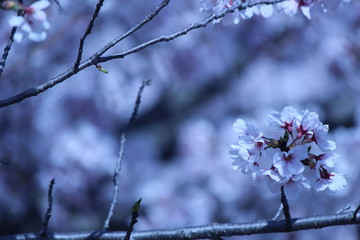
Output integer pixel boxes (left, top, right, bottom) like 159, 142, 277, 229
230, 106, 346, 198
230, 123, 267, 172
8, 0, 51, 42
295, 109, 321, 138
200, 0, 352, 22
313, 169, 346, 191
229, 119, 266, 173
200, 0, 273, 24
268, 106, 298, 133
312, 125, 337, 152
273, 145, 308, 178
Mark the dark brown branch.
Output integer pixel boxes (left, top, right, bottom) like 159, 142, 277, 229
73, 0, 105, 72
96, 0, 285, 63
40, 178, 55, 239
0, 0, 169, 108
353, 205, 360, 222
280, 186, 292, 231
0, 0, 285, 109
1, 211, 359, 240
0, 0, 24, 78
0, 27, 17, 78
126, 79, 151, 128
91, 0, 170, 59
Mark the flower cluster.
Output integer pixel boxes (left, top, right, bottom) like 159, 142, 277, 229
230, 106, 346, 198
200, 0, 273, 24
4, 0, 51, 42
200, 0, 351, 23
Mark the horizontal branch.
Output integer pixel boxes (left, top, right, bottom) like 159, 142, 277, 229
1, 211, 359, 240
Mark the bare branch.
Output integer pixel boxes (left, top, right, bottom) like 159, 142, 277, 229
102, 133, 126, 230
0, 0, 284, 108
97, 0, 285, 63
40, 178, 55, 239
127, 79, 151, 128
92, 0, 170, 59
353, 204, 360, 222
0, 0, 24, 78
280, 186, 292, 231
1, 211, 359, 240
102, 80, 150, 230
0, 0, 167, 108
0, 27, 17, 78
73, 0, 106, 72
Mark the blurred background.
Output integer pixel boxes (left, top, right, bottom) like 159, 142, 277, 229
0, 0, 359, 239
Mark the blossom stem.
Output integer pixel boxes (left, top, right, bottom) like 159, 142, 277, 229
280, 186, 292, 231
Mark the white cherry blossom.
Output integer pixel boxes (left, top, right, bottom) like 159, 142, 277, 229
273, 145, 308, 178
8, 0, 50, 42
230, 106, 346, 198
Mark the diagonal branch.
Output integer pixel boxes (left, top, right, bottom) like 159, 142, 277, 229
0, 0, 285, 109
91, 0, 170, 60
97, 0, 285, 63
1, 211, 359, 240
0, 27, 17, 78
0, 0, 24, 78
73, 0, 106, 72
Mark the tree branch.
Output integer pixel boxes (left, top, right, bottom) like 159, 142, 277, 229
0, 0, 24, 78
97, 0, 285, 63
91, 0, 170, 60
1, 211, 359, 240
124, 198, 142, 240
40, 178, 55, 239
102, 133, 126, 231
280, 186, 292, 231
73, 0, 106, 72
0, 26, 17, 78
102, 80, 150, 230
0, 0, 284, 109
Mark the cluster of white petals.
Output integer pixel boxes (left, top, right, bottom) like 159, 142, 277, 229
8, 0, 50, 42
230, 106, 346, 198
200, 0, 351, 23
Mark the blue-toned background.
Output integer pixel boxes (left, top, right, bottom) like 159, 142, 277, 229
0, 1, 359, 239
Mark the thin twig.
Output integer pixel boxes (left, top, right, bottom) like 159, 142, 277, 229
124, 198, 142, 240
272, 204, 283, 220
1, 211, 359, 240
73, 0, 105, 72
0, 0, 286, 109
280, 186, 292, 231
353, 204, 360, 222
102, 133, 126, 230
102, 81, 150, 230
92, 0, 171, 60
0, 27, 17, 78
127, 79, 152, 128
40, 178, 55, 239
0, 0, 24, 78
